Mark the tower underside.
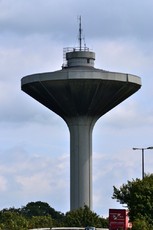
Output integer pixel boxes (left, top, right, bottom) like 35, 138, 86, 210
21, 67, 141, 210
21, 68, 141, 119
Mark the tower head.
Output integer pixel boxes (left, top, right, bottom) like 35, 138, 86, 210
62, 16, 95, 69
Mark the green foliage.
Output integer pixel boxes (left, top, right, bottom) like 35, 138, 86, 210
28, 215, 53, 229
21, 201, 65, 226
132, 217, 153, 230
21, 201, 64, 219
64, 205, 108, 228
0, 211, 28, 230
112, 173, 153, 226
0, 202, 108, 229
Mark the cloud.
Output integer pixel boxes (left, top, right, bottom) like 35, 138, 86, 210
0, 0, 153, 217
1, 0, 153, 44
83, 0, 153, 42
0, 176, 7, 192
0, 0, 76, 41
0, 145, 69, 211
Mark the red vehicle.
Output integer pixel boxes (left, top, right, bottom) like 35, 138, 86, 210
109, 209, 132, 230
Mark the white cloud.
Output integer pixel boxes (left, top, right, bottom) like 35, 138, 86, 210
0, 176, 7, 192
0, 0, 153, 217
0, 145, 69, 211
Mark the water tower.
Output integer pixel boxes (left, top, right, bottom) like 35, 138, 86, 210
21, 18, 141, 210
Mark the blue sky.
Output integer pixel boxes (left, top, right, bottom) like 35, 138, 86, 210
0, 0, 153, 217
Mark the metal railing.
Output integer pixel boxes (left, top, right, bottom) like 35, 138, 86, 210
62, 46, 90, 68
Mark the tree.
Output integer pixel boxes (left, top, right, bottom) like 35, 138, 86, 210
112, 174, 153, 226
132, 217, 153, 230
20, 201, 65, 226
21, 201, 64, 219
0, 202, 109, 228
28, 215, 53, 229
64, 205, 108, 228
0, 211, 28, 230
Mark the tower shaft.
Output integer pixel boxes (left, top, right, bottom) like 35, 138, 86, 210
67, 116, 95, 210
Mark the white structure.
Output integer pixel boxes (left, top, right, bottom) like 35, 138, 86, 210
21, 19, 141, 211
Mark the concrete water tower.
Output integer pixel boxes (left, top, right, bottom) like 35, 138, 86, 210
21, 18, 141, 211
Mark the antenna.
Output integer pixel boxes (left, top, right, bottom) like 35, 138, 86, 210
79, 16, 82, 50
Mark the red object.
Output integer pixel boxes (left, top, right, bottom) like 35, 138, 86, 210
109, 209, 131, 230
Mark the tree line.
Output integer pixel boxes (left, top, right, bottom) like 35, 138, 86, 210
0, 202, 108, 230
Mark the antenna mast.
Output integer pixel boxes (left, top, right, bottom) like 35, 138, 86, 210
79, 16, 82, 51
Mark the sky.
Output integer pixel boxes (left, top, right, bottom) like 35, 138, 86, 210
0, 0, 153, 218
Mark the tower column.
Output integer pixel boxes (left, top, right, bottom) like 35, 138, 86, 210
65, 116, 96, 210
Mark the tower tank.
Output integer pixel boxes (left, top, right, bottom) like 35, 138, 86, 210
21, 18, 141, 210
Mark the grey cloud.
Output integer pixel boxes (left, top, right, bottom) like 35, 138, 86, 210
0, 0, 153, 216
1, 0, 153, 43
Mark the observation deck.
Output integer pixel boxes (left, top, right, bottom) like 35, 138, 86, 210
62, 47, 95, 68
